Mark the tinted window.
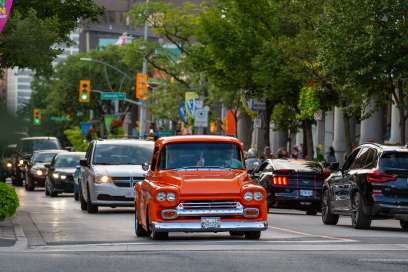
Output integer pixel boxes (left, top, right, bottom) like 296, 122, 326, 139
380, 152, 408, 171
364, 148, 377, 169
272, 160, 322, 172
21, 139, 60, 153
158, 142, 244, 170
350, 148, 370, 170
343, 148, 360, 170
54, 154, 85, 168
93, 143, 154, 165
32, 153, 57, 163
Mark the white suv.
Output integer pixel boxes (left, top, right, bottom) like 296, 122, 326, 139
79, 139, 154, 213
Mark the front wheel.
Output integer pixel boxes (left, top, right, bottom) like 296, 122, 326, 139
244, 231, 261, 240
79, 187, 87, 211
86, 187, 98, 214
321, 189, 339, 225
351, 191, 371, 229
151, 229, 168, 240
400, 220, 408, 231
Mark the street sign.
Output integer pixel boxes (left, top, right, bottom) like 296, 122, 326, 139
80, 122, 92, 138
247, 99, 266, 111
101, 92, 126, 101
314, 110, 323, 121
194, 108, 209, 128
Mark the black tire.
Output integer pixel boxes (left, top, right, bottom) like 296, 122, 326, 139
26, 177, 34, 191
80, 187, 87, 211
306, 209, 318, 216
244, 231, 261, 240
135, 208, 151, 237
151, 229, 168, 240
74, 192, 79, 201
45, 182, 50, 196
400, 220, 408, 231
229, 231, 245, 237
322, 189, 339, 225
86, 187, 98, 214
351, 191, 371, 229
49, 182, 58, 197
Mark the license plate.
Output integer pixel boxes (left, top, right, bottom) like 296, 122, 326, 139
300, 190, 313, 197
201, 217, 221, 229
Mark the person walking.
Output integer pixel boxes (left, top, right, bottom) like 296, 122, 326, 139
325, 146, 337, 164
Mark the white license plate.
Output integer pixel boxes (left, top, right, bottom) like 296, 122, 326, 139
201, 217, 221, 229
300, 190, 313, 197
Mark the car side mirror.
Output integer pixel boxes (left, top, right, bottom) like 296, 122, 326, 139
64, 146, 74, 152
142, 162, 149, 171
80, 159, 89, 167
330, 162, 340, 171
44, 164, 51, 168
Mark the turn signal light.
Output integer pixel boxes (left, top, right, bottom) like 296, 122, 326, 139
243, 208, 259, 218
161, 209, 178, 220
272, 176, 288, 186
367, 170, 397, 183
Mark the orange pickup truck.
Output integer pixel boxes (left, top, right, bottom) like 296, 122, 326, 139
134, 135, 268, 240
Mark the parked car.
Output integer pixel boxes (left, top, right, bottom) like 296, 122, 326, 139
73, 166, 81, 201
79, 139, 154, 213
45, 152, 85, 197
252, 159, 329, 215
12, 137, 62, 186
134, 135, 268, 240
322, 143, 408, 230
25, 150, 67, 191
0, 144, 16, 182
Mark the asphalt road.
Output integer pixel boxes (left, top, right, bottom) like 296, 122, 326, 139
1, 187, 407, 272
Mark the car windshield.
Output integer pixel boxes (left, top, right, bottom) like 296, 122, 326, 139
93, 143, 154, 165
32, 153, 57, 163
380, 152, 408, 171
54, 154, 85, 168
159, 142, 244, 170
22, 139, 60, 153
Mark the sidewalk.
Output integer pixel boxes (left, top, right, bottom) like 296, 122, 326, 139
0, 218, 16, 247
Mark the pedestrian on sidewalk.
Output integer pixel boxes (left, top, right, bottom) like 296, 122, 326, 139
325, 146, 337, 164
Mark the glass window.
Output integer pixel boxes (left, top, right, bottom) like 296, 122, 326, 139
54, 154, 85, 168
363, 148, 377, 169
350, 148, 370, 170
21, 139, 60, 154
32, 153, 57, 164
158, 142, 244, 170
379, 152, 408, 171
343, 148, 360, 171
93, 143, 154, 165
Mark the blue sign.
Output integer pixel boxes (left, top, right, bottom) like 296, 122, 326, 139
178, 102, 188, 124
80, 122, 92, 138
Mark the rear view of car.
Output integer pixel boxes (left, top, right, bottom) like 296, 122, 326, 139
254, 159, 327, 215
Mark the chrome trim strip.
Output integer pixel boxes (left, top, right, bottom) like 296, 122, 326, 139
152, 221, 268, 232
176, 202, 244, 217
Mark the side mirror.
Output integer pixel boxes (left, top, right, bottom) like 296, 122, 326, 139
329, 162, 340, 171
64, 146, 74, 152
142, 162, 149, 171
44, 164, 51, 168
80, 159, 89, 167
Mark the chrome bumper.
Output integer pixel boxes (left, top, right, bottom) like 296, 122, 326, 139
174, 202, 244, 217
151, 220, 268, 233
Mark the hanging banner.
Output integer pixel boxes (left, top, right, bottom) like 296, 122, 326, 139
185, 92, 199, 117
178, 102, 188, 124
80, 122, 92, 138
0, 0, 13, 33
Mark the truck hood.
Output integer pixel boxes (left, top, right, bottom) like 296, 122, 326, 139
160, 170, 248, 196
93, 165, 146, 177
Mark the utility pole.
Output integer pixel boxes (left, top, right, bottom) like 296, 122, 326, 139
139, 0, 149, 139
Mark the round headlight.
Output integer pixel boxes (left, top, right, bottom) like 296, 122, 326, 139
167, 192, 176, 201
100, 175, 110, 183
156, 192, 166, 201
244, 191, 253, 201
254, 192, 263, 201
19, 160, 24, 165
52, 173, 59, 179
36, 170, 43, 176
6, 162, 12, 168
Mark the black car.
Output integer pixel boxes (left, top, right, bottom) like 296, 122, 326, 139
12, 137, 62, 186
25, 150, 67, 191
45, 152, 85, 197
322, 143, 408, 230
252, 159, 328, 215
0, 144, 16, 182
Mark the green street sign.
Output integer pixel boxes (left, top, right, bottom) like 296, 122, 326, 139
100, 92, 126, 101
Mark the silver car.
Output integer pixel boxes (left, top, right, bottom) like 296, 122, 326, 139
79, 139, 154, 213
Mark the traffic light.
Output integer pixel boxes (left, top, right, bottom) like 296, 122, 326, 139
79, 80, 91, 103
33, 109, 41, 126
135, 73, 148, 100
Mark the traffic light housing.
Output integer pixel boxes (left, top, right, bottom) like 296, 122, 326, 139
135, 73, 148, 100
79, 80, 91, 103
33, 109, 41, 126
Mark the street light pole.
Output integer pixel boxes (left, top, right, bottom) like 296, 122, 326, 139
139, 0, 149, 139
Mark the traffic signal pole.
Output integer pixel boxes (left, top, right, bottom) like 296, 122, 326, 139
139, 0, 149, 139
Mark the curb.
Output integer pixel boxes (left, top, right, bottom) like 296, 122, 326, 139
0, 218, 28, 253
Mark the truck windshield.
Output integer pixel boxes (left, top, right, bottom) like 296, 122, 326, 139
93, 144, 154, 165
159, 142, 244, 170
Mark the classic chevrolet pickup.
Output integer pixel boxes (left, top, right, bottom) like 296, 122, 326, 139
134, 135, 268, 240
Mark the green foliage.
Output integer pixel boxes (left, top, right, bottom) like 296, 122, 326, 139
0, 183, 19, 221
64, 127, 89, 152
297, 86, 320, 120
271, 103, 298, 132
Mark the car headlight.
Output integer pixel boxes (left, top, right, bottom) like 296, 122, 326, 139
36, 170, 43, 176
52, 173, 60, 179
6, 162, 12, 168
254, 191, 263, 201
167, 192, 176, 201
60, 175, 67, 180
156, 192, 166, 202
95, 175, 112, 184
244, 191, 253, 201
18, 160, 24, 166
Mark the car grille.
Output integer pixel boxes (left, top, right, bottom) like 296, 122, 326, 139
112, 176, 144, 187
179, 201, 240, 210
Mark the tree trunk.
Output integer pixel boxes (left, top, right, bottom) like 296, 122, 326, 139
343, 113, 352, 154
396, 81, 406, 145
304, 119, 314, 160
263, 101, 272, 148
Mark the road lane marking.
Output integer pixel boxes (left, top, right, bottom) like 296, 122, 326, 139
359, 258, 408, 263
268, 226, 355, 242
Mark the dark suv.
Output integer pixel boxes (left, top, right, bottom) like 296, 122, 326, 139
322, 143, 408, 230
12, 137, 62, 186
